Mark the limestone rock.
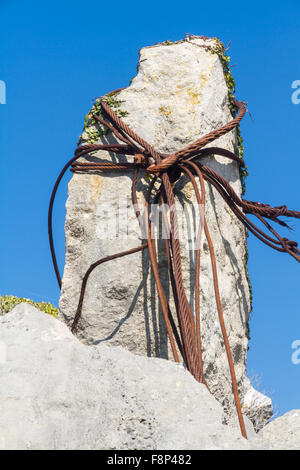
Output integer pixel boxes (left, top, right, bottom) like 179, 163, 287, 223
1, 304, 299, 450
243, 377, 273, 432
0, 304, 253, 450
256, 410, 300, 450
59, 36, 251, 419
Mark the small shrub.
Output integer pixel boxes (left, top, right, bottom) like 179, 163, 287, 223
0, 295, 58, 318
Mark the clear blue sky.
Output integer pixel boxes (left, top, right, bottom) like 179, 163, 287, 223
1, 0, 299, 417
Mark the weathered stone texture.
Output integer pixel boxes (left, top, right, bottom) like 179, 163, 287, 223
59, 37, 251, 418
1, 305, 298, 450
256, 410, 300, 450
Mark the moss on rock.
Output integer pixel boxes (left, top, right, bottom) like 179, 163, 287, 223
78, 92, 129, 145
0, 295, 58, 318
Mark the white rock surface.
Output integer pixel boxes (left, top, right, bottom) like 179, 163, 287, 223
0, 304, 254, 450
243, 377, 273, 432
59, 36, 251, 418
257, 410, 300, 450
0, 305, 298, 450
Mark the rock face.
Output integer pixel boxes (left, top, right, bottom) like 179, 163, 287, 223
257, 410, 300, 450
59, 36, 251, 418
0, 305, 298, 450
0, 305, 252, 450
243, 377, 273, 432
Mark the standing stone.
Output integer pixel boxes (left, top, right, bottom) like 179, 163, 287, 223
59, 36, 251, 419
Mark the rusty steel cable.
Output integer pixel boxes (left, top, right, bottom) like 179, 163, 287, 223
48, 89, 300, 440
182, 160, 247, 437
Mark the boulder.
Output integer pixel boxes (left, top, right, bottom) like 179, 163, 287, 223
256, 410, 300, 450
0, 304, 253, 450
243, 377, 273, 432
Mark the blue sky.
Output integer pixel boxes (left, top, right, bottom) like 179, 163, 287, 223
0, 0, 299, 417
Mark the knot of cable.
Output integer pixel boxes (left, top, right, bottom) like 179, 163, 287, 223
281, 237, 298, 251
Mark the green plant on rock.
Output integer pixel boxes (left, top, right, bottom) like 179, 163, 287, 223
78, 92, 129, 145
0, 295, 58, 318
205, 38, 247, 194
204, 37, 252, 339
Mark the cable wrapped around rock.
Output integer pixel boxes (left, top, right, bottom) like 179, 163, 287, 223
48, 89, 300, 440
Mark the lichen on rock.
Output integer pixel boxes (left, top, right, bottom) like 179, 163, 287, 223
0, 295, 58, 318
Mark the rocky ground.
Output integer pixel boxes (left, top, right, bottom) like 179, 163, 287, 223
0, 303, 298, 450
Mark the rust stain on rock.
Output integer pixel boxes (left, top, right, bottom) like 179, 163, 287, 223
90, 175, 102, 203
